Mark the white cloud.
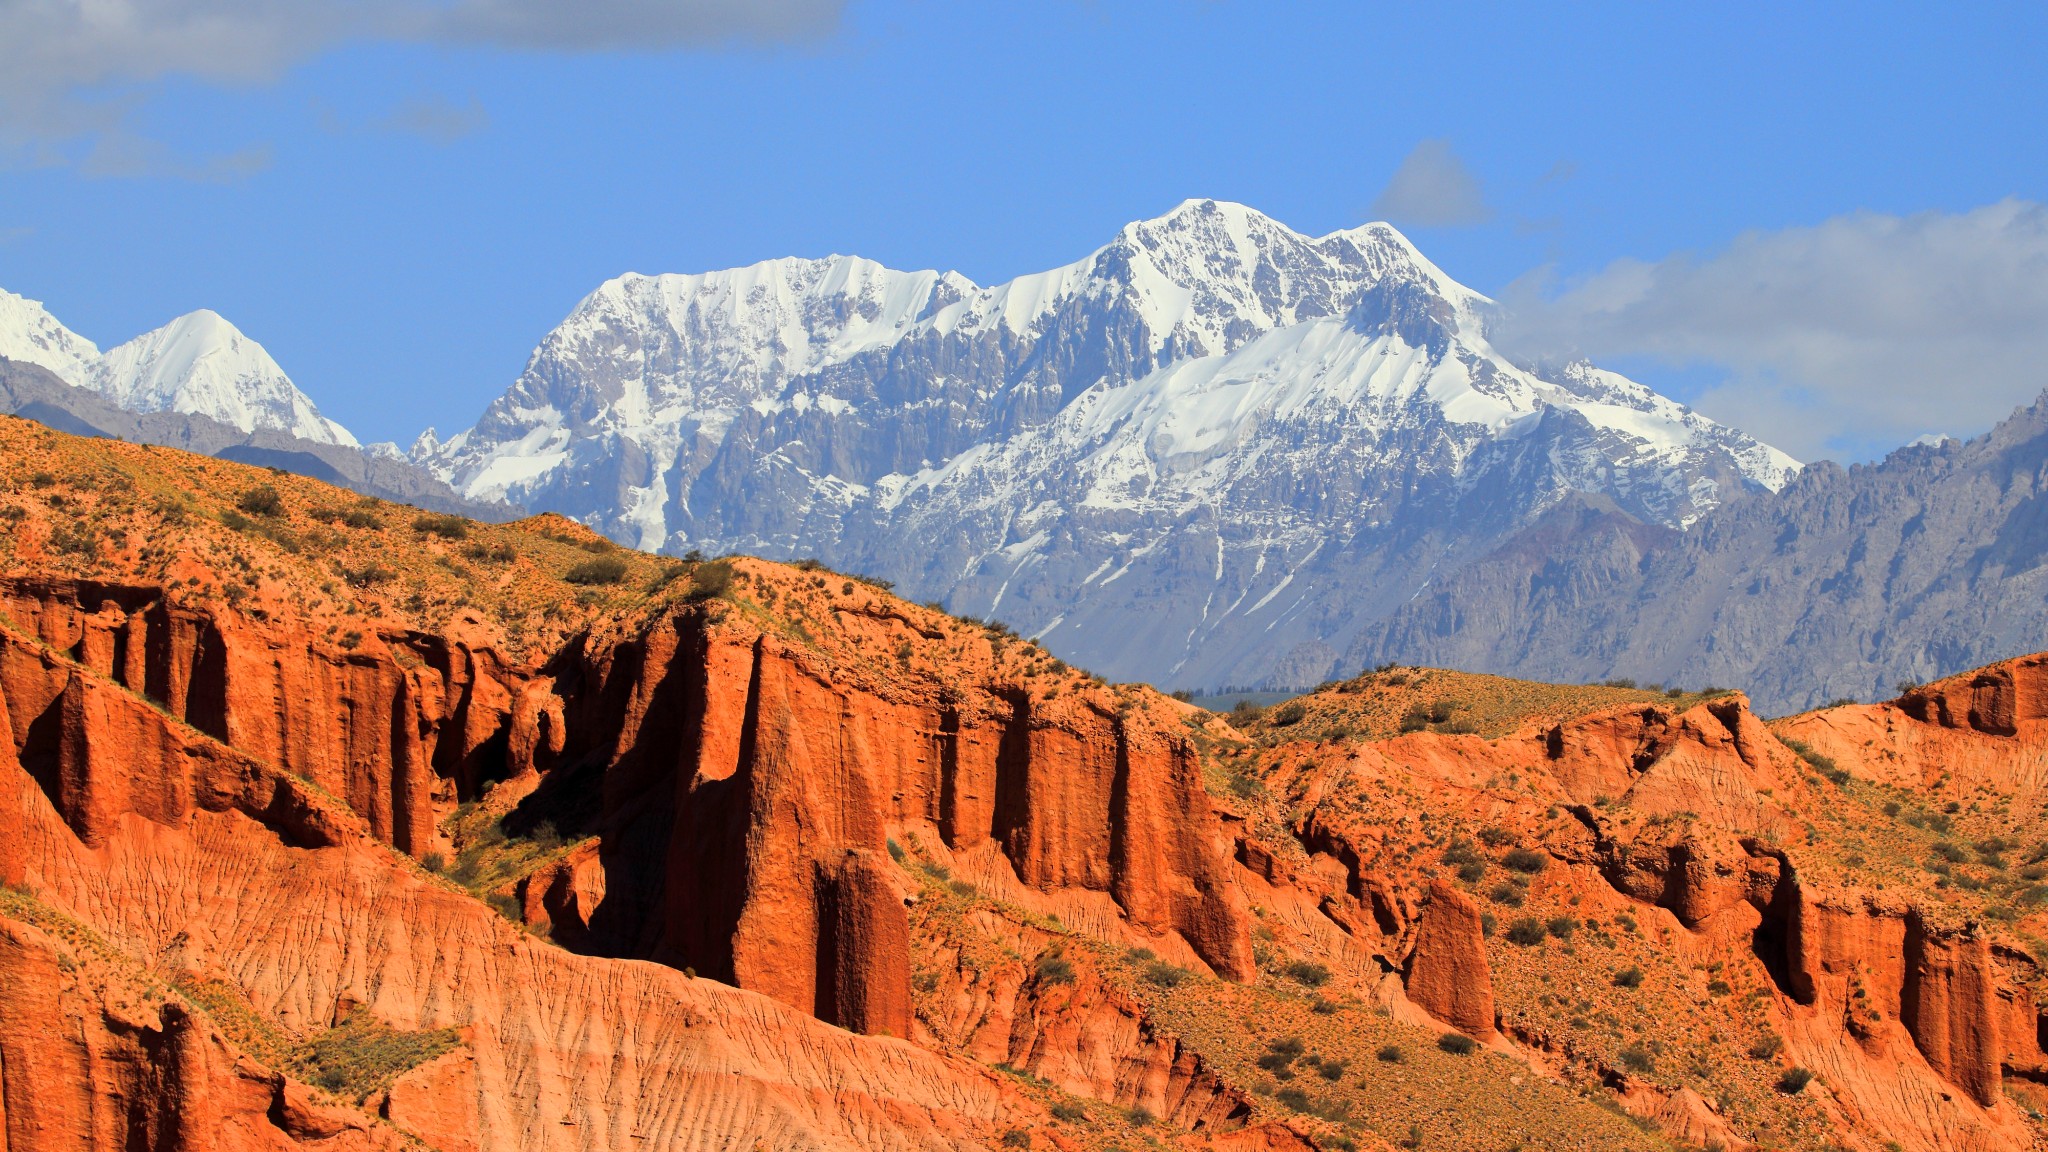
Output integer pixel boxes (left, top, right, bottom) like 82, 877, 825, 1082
0, 0, 843, 170
1493, 200, 2048, 461
1369, 139, 1491, 228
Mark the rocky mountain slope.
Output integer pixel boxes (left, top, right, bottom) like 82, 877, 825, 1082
1346, 392, 2048, 713
0, 287, 356, 446
419, 199, 1796, 691
6, 417, 2048, 1151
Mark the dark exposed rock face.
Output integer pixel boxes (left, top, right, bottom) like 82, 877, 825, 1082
1348, 394, 2048, 714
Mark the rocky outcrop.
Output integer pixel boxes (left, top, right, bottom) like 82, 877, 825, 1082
1535, 696, 1795, 835
913, 916, 1253, 1131
0, 613, 358, 866
2, 562, 1253, 1051
0, 916, 402, 1152
1402, 878, 1497, 1040
523, 602, 1253, 1034
0, 602, 1044, 1152
1901, 917, 2005, 1108
0, 576, 534, 858
1899, 653, 2048, 738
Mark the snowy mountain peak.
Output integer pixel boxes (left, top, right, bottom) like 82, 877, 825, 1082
0, 288, 100, 383
87, 309, 357, 447
424, 201, 1805, 686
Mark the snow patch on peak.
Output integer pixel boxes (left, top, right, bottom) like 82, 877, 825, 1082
88, 310, 357, 447
0, 288, 99, 383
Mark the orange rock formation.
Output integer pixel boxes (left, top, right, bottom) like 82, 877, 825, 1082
8, 420, 2048, 1152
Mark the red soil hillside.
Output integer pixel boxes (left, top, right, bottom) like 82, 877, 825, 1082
5, 414, 2048, 1152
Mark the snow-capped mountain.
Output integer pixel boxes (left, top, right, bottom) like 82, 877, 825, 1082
425, 199, 1799, 688
0, 293, 356, 447
88, 310, 356, 447
0, 289, 100, 383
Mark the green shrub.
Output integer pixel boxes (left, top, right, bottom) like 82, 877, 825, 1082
1256, 1051, 1295, 1073
1282, 960, 1330, 988
341, 507, 382, 529
1505, 917, 1547, 946
1777, 1067, 1815, 1093
686, 559, 735, 601
565, 555, 629, 585
412, 512, 468, 539
1437, 1033, 1478, 1055
294, 1011, 461, 1103
1270, 701, 1307, 726
1034, 952, 1076, 986
1049, 1101, 1086, 1122
340, 563, 394, 587
1618, 1044, 1654, 1072
1612, 966, 1645, 988
1376, 1044, 1404, 1063
237, 484, 284, 517
1488, 882, 1526, 908
1748, 1034, 1784, 1060
1000, 1130, 1031, 1148
1502, 847, 1548, 874
1546, 915, 1576, 940
1142, 960, 1190, 988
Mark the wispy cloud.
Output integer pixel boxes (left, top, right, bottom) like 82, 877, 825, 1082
1370, 139, 1491, 228
369, 95, 491, 144
1492, 200, 2048, 461
0, 0, 844, 173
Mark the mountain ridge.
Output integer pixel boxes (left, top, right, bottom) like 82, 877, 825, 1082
419, 199, 1798, 691
0, 287, 356, 446
1346, 388, 2048, 713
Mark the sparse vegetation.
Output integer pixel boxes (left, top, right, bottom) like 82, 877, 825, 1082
295, 1010, 461, 1103
237, 484, 284, 517
686, 559, 735, 601
1034, 951, 1076, 986
564, 554, 629, 585
1142, 960, 1191, 988
412, 512, 469, 539
1282, 959, 1331, 987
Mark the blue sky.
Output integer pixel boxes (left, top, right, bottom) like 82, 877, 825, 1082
1, 1, 2044, 457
